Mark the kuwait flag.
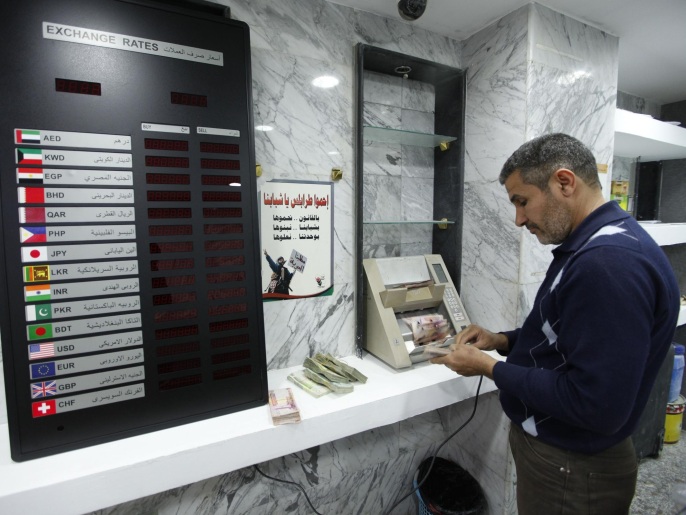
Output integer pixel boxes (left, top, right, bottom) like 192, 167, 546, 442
24, 265, 50, 282
15, 129, 41, 144
24, 284, 51, 302
17, 167, 44, 184
26, 304, 52, 321
19, 207, 46, 223
29, 343, 55, 360
32, 399, 56, 418
18, 187, 45, 204
27, 323, 53, 341
21, 246, 48, 263
16, 148, 42, 164
20, 226, 47, 243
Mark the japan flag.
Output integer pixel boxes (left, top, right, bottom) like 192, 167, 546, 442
21, 246, 48, 263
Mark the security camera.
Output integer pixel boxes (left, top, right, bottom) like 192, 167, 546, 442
397, 0, 427, 21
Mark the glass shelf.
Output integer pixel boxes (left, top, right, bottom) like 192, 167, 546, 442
363, 126, 457, 148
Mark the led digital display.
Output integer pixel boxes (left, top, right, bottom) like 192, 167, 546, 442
200, 142, 239, 154
206, 271, 246, 284
205, 255, 245, 268
145, 156, 190, 168
208, 288, 246, 300
153, 292, 198, 305
208, 303, 247, 316
156, 341, 201, 357
209, 319, 249, 333
201, 175, 241, 186
150, 242, 193, 254
147, 191, 192, 202
154, 309, 198, 323
211, 334, 250, 348
145, 138, 189, 151
158, 358, 202, 374
205, 240, 244, 251
212, 350, 250, 364
213, 366, 251, 381
171, 91, 208, 107
146, 173, 190, 185
203, 208, 242, 218
149, 225, 193, 237
151, 275, 196, 288
204, 224, 243, 234
150, 259, 195, 271
200, 158, 240, 170
202, 191, 241, 202
55, 78, 102, 96
155, 325, 199, 340
159, 375, 202, 390
148, 208, 192, 219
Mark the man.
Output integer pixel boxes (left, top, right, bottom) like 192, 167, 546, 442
263, 249, 294, 295
432, 133, 679, 514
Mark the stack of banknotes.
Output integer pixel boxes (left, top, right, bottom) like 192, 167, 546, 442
287, 353, 368, 397
268, 387, 301, 425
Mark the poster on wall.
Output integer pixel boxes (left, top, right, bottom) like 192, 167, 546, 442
260, 180, 333, 300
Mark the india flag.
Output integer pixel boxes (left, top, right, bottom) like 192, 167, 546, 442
25, 284, 51, 302
15, 129, 41, 144
16, 148, 42, 165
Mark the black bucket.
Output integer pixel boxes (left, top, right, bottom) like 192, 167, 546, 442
415, 457, 486, 515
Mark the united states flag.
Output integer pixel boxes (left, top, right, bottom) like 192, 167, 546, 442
31, 381, 57, 398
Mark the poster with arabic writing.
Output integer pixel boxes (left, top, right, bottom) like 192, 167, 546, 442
259, 181, 333, 300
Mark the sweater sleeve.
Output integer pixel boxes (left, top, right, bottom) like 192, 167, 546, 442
493, 245, 659, 435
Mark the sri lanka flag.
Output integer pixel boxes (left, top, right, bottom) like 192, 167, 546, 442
20, 226, 47, 243
15, 129, 41, 144
16, 148, 42, 164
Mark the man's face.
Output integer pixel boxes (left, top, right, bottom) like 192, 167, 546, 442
504, 170, 572, 245
277, 258, 285, 265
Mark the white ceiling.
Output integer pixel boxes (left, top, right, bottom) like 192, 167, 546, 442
329, 0, 686, 106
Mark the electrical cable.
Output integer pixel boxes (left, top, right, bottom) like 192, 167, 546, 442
253, 464, 323, 515
384, 374, 484, 515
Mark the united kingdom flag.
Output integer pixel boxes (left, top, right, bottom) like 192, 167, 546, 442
31, 381, 57, 398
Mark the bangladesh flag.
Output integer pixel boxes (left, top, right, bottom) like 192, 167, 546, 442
28, 323, 53, 340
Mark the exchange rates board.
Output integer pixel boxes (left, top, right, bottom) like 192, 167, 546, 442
0, 0, 267, 461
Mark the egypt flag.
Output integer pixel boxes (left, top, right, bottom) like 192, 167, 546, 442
17, 167, 44, 184
15, 129, 41, 144
20, 226, 47, 243
18, 187, 45, 204
24, 284, 51, 302
27, 323, 53, 341
21, 246, 48, 263
16, 148, 42, 165
32, 399, 56, 418
19, 207, 46, 223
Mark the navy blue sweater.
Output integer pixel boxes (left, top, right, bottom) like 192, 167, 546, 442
494, 201, 679, 454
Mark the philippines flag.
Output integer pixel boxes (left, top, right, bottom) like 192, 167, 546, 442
21, 246, 48, 263
32, 399, 56, 418
30, 361, 56, 379
17, 168, 44, 184
31, 381, 57, 399
20, 226, 47, 243
15, 129, 41, 144
28, 343, 55, 360
18, 187, 45, 204
16, 148, 42, 165
19, 207, 46, 223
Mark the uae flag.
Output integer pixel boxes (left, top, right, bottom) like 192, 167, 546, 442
25, 284, 51, 302
24, 265, 51, 282
15, 129, 41, 144
17, 167, 44, 184
16, 148, 42, 164
32, 399, 56, 418
20, 226, 47, 243
21, 246, 48, 263
18, 187, 45, 204
19, 207, 46, 223
28, 323, 53, 341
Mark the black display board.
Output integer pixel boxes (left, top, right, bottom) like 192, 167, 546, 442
0, 0, 267, 461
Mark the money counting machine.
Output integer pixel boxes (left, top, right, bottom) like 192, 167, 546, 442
363, 255, 471, 369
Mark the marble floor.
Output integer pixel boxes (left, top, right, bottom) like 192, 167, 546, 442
631, 430, 686, 514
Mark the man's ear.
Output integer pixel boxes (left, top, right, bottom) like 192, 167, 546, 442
551, 168, 576, 196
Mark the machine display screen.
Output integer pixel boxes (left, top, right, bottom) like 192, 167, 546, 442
432, 263, 449, 284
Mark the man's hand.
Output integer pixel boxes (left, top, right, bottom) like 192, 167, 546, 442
454, 324, 509, 352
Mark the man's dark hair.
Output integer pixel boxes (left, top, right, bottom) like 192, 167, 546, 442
499, 133, 601, 190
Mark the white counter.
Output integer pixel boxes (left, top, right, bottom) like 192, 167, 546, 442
0, 352, 499, 515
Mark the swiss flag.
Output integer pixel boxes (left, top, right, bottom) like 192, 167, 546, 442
32, 399, 56, 418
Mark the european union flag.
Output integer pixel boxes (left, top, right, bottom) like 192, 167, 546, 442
30, 361, 56, 379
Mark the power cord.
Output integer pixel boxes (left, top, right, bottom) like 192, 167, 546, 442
253, 464, 323, 515
384, 374, 484, 515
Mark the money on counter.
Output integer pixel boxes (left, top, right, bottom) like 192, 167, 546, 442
268, 388, 301, 425
287, 370, 331, 398
303, 368, 354, 394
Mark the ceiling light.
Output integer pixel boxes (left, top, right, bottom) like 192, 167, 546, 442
312, 75, 339, 88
